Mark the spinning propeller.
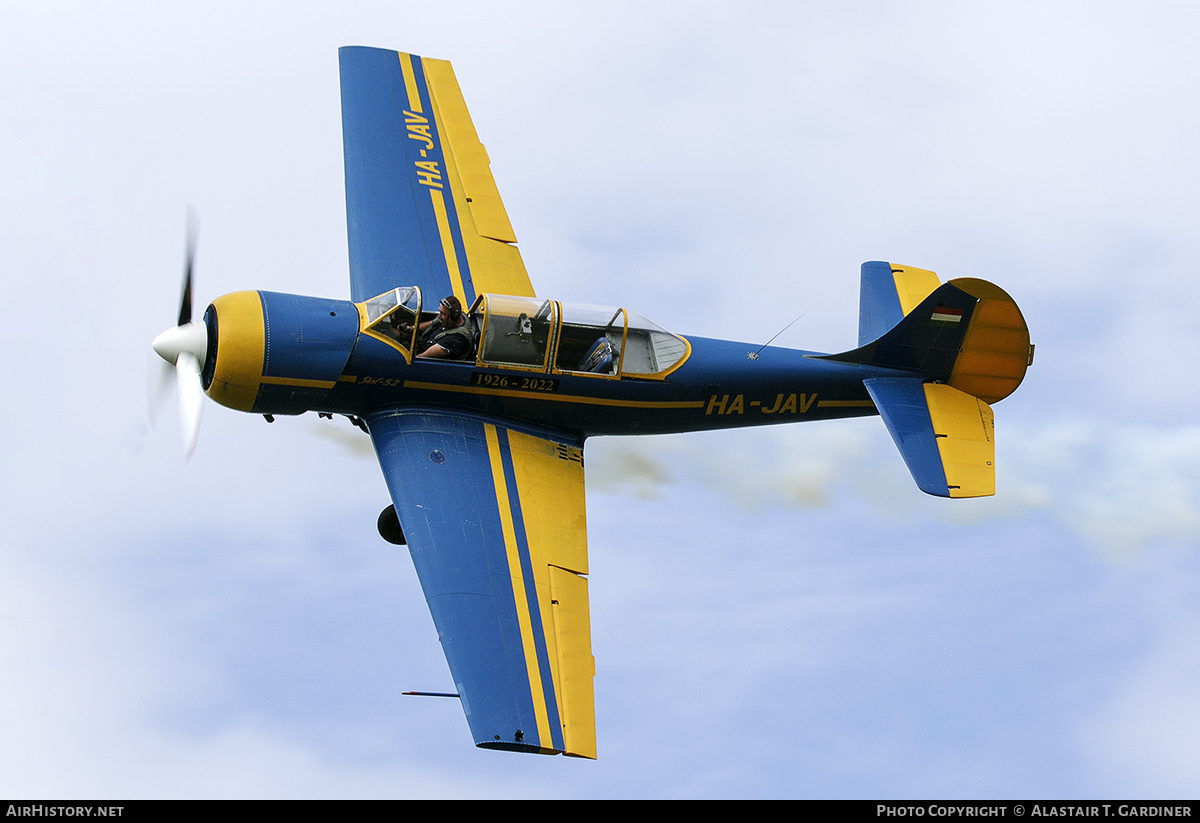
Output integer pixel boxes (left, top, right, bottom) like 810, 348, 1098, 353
151, 212, 208, 457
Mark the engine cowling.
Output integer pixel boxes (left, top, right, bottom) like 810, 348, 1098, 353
203, 290, 360, 415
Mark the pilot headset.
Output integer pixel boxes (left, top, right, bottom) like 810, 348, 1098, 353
440, 296, 463, 322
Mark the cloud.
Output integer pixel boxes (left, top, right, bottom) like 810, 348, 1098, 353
998, 419, 1200, 556
588, 416, 1200, 557
1078, 558, 1200, 796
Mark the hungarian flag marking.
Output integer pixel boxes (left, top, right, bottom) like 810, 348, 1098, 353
930, 307, 963, 326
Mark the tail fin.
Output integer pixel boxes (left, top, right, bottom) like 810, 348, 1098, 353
820, 264, 1032, 404
857, 262, 941, 346
822, 262, 1033, 498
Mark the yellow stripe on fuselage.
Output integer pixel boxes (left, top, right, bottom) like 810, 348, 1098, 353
483, 424, 554, 749
816, 399, 875, 408
398, 52, 422, 113
259, 375, 336, 389
403, 380, 704, 409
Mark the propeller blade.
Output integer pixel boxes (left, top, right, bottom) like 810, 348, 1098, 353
147, 352, 173, 426
176, 351, 204, 458
151, 208, 207, 457
178, 208, 198, 327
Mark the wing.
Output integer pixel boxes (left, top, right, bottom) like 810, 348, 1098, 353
339, 47, 534, 305
368, 409, 596, 758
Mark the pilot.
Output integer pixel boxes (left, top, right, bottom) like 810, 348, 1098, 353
416, 295, 473, 359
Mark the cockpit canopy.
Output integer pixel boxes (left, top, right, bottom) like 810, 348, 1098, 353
358, 288, 689, 378
360, 287, 421, 352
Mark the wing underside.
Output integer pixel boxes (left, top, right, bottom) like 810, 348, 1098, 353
339, 47, 534, 305
368, 408, 596, 758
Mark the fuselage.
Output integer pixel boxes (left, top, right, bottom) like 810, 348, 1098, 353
334, 333, 887, 437
202, 288, 895, 442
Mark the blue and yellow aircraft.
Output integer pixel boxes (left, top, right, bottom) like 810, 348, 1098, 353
151, 47, 1033, 759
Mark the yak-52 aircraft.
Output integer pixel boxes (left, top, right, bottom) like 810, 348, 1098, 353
152, 47, 1033, 759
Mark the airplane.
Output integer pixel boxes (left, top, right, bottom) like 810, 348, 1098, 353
151, 46, 1033, 759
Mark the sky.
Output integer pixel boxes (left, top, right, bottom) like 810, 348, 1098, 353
2, 0, 1200, 799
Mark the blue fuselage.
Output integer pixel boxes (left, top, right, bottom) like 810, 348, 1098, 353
205, 290, 900, 441
334, 333, 883, 437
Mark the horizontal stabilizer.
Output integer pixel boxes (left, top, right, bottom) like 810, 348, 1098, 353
865, 378, 995, 498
